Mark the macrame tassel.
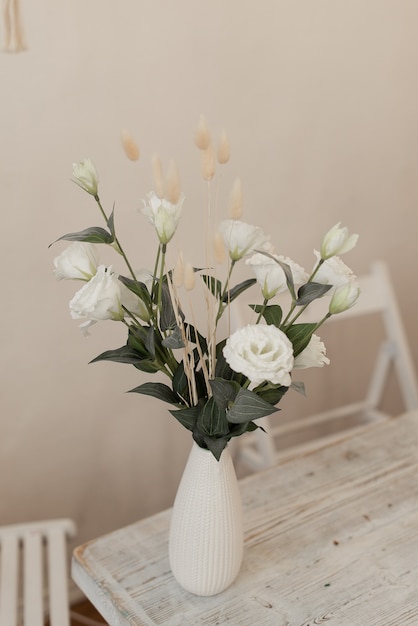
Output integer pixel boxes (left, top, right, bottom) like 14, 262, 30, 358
3, 0, 26, 52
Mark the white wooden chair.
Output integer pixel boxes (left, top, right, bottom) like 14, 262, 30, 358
0, 518, 76, 626
232, 260, 418, 471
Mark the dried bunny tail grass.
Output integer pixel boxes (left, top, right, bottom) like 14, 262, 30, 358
217, 130, 230, 165
3, 0, 26, 52
228, 177, 243, 219
152, 153, 165, 199
195, 114, 211, 150
165, 272, 199, 404
184, 262, 195, 291
213, 231, 226, 264
166, 159, 181, 204
121, 130, 140, 161
173, 252, 184, 287
200, 143, 216, 181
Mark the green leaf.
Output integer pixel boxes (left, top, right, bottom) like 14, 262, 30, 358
172, 362, 207, 406
296, 282, 332, 306
172, 362, 188, 399
229, 420, 261, 438
107, 208, 116, 239
128, 382, 181, 405
197, 397, 230, 437
145, 326, 156, 359
132, 359, 162, 373
201, 436, 229, 461
291, 380, 306, 396
89, 345, 145, 366
226, 388, 279, 424
170, 406, 200, 431
222, 278, 257, 304
50, 227, 114, 247
250, 304, 283, 327
209, 378, 240, 411
201, 275, 222, 300
255, 384, 288, 405
286, 323, 317, 357
127, 325, 150, 357
118, 276, 152, 310
160, 282, 179, 331
162, 325, 185, 349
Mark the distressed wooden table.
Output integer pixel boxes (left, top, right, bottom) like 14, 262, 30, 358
72, 412, 418, 625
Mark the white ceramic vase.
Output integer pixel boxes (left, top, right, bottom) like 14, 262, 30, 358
168, 442, 244, 596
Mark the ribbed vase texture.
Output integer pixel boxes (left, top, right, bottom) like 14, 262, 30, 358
169, 442, 244, 596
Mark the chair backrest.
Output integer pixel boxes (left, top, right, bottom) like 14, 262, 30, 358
231, 260, 418, 471
0, 518, 76, 626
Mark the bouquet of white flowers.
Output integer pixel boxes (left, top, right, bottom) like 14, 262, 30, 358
51, 119, 359, 460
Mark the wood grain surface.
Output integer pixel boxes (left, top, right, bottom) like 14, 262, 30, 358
72, 412, 418, 625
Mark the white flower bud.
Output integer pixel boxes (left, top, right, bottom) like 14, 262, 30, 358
72, 158, 99, 196
329, 283, 360, 314
320, 223, 358, 260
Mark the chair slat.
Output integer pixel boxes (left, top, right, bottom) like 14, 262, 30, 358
23, 531, 44, 626
0, 533, 19, 626
47, 527, 70, 626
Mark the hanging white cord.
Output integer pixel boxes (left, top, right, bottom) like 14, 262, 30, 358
2, 0, 26, 52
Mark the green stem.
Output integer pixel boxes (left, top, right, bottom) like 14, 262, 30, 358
311, 311, 332, 334
94, 195, 136, 280
157, 244, 166, 316
308, 257, 325, 283
151, 244, 162, 302
281, 258, 326, 328
283, 302, 309, 328
215, 260, 236, 324
256, 298, 269, 324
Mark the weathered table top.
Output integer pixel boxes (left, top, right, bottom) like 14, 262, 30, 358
72, 412, 418, 625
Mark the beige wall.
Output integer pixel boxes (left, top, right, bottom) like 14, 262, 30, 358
1, 0, 418, 558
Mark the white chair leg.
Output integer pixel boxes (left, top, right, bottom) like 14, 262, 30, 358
0, 534, 19, 626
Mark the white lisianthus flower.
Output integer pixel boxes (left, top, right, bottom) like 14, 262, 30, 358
313, 250, 356, 294
223, 324, 294, 386
294, 334, 330, 369
72, 158, 99, 196
320, 222, 358, 260
141, 191, 184, 245
247, 253, 308, 300
219, 220, 271, 262
70, 265, 124, 324
329, 283, 360, 314
53, 242, 99, 281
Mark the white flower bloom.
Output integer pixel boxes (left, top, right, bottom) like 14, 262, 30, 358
219, 220, 271, 262
329, 283, 360, 314
223, 324, 294, 386
294, 334, 330, 369
141, 191, 184, 244
72, 158, 98, 196
53, 242, 99, 281
70, 265, 124, 323
247, 253, 308, 300
313, 250, 356, 294
320, 222, 358, 260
